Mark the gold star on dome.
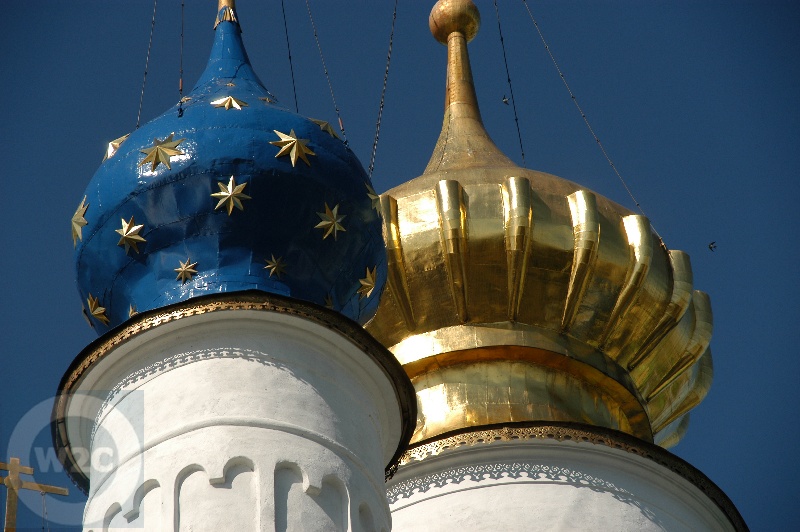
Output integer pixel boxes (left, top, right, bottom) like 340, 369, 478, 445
103, 133, 130, 161
259, 96, 276, 104
264, 254, 287, 279
310, 118, 339, 139
129, 304, 138, 318
175, 258, 198, 284
210, 95, 248, 110
357, 266, 377, 299
324, 294, 334, 309
211, 176, 251, 215
139, 133, 186, 172
115, 216, 146, 255
365, 183, 381, 211
226, 82, 236, 87
71, 196, 89, 247
315, 203, 346, 240
270, 129, 315, 167
87, 293, 110, 325
180, 96, 192, 103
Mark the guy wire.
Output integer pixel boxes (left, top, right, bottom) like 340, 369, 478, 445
136, 0, 158, 129
494, 0, 526, 166
520, 0, 665, 245
369, 0, 399, 177
305, 0, 347, 144
281, 0, 299, 113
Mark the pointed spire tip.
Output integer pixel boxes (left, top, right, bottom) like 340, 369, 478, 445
215, 0, 238, 29
424, 0, 514, 174
430, 0, 480, 44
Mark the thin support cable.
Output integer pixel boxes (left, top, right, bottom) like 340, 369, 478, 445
178, 0, 185, 117
305, 0, 347, 144
281, 0, 299, 112
136, 0, 158, 129
493, 0, 526, 166
368, 0, 399, 177
520, 0, 663, 244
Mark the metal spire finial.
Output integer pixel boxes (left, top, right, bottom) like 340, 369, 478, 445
424, 0, 514, 174
215, 0, 238, 29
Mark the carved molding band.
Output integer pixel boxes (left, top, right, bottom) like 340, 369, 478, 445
401, 423, 646, 465
388, 460, 641, 508
397, 422, 747, 532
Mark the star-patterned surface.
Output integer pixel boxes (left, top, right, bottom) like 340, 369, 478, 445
357, 266, 377, 299
310, 118, 339, 139
115, 216, 146, 255
210, 95, 248, 110
365, 183, 381, 212
264, 254, 287, 279
270, 129, 315, 167
175, 258, 199, 284
315, 203, 346, 240
87, 294, 110, 325
211, 176, 251, 215
103, 133, 130, 161
72, 2, 387, 331
71, 196, 89, 247
139, 133, 186, 172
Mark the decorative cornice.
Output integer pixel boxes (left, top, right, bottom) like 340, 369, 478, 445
401, 423, 635, 464
397, 422, 748, 532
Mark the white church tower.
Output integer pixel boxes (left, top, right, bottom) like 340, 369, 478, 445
53, 1, 415, 530
52, 0, 746, 530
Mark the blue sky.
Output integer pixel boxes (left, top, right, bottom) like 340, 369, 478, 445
1, 1, 798, 529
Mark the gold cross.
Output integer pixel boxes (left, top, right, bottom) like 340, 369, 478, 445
1, 457, 68, 532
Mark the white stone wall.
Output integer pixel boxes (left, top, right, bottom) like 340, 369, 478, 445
388, 438, 735, 531
63, 309, 404, 532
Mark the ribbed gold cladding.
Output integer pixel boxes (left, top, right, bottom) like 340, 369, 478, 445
649, 347, 713, 432
367, 175, 714, 446
365, 0, 714, 448
628, 250, 693, 370
502, 176, 533, 320
599, 215, 653, 346
563, 191, 600, 332
381, 195, 416, 331
435, 180, 469, 322
646, 291, 713, 400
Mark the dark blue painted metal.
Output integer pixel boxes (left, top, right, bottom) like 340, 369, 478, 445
75, 16, 386, 331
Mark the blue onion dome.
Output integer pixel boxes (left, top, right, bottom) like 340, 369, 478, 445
72, 2, 386, 332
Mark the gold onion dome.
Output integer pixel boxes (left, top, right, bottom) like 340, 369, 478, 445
366, 0, 712, 449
